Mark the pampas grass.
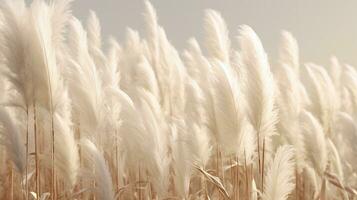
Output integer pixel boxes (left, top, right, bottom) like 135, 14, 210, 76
0, 1, 356, 199
0, 107, 26, 174
262, 145, 295, 200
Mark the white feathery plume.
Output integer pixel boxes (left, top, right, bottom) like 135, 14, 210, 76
108, 88, 147, 166
142, 12, 187, 118
87, 10, 102, 51
119, 28, 160, 102
143, 0, 159, 65
99, 38, 122, 150
27, 1, 79, 188
143, 1, 166, 103
278, 31, 299, 73
204, 9, 231, 64
190, 124, 212, 167
183, 38, 207, 79
274, 64, 305, 172
304, 63, 337, 136
0, 107, 26, 174
158, 27, 187, 117
111, 87, 167, 192
210, 60, 245, 155
341, 87, 354, 117
236, 122, 256, 165
136, 88, 170, 195
119, 29, 144, 96
101, 91, 121, 153
123, 55, 159, 102
27, 0, 60, 108
86, 10, 106, 73
183, 39, 216, 134
67, 17, 103, 136
275, 65, 302, 119
171, 121, 193, 197
327, 138, 344, 182
262, 145, 295, 200
238, 25, 277, 147
304, 166, 319, 198
0, 0, 32, 109
53, 87, 79, 189
300, 110, 327, 175
342, 65, 357, 116
110, 87, 170, 196
184, 79, 211, 167
183, 39, 213, 101
135, 56, 160, 99
327, 57, 342, 113
334, 112, 357, 174
49, 0, 73, 51
81, 139, 114, 200
103, 37, 121, 89
151, 34, 190, 192
328, 57, 342, 102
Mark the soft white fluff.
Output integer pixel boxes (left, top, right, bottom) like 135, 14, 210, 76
27, 0, 60, 109
300, 110, 327, 174
304, 63, 337, 136
239, 25, 277, 146
67, 17, 104, 136
81, 139, 114, 200
103, 37, 121, 89
0, 107, 26, 174
334, 112, 357, 175
210, 60, 245, 155
262, 145, 295, 200
184, 79, 211, 167
274, 64, 305, 172
53, 88, 79, 189
26, 1, 80, 189
0, 0, 32, 109
278, 31, 299, 73
328, 57, 342, 108
136, 88, 170, 196
86, 10, 106, 74
204, 9, 231, 64
86, 10, 102, 52
342, 65, 357, 116
1, 1, 357, 199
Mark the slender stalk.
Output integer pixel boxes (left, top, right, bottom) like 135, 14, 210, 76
295, 169, 298, 200
51, 116, 56, 200
10, 166, 13, 200
138, 163, 141, 200
202, 169, 207, 200
236, 158, 239, 200
244, 152, 249, 200
115, 130, 119, 191
25, 108, 29, 200
37, 31, 56, 200
33, 102, 40, 198
261, 138, 266, 194
257, 131, 261, 175
216, 145, 222, 200
320, 178, 326, 200
229, 157, 233, 199
250, 164, 253, 200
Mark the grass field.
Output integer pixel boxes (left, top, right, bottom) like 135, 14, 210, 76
0, 0, 356, 199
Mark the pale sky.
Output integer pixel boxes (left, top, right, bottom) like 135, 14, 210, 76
43, 0, 357, 66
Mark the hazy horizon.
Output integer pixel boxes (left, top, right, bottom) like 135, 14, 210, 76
16, 0, 357, 67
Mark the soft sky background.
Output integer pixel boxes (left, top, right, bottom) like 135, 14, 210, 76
70, 0, 357, 67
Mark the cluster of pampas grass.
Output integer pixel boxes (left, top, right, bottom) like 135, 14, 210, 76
0, 0, 356, 199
